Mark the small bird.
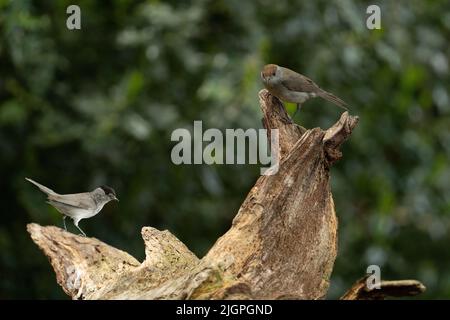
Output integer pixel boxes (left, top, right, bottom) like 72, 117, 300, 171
261, 64, 348, 117
26, 178, 118, 236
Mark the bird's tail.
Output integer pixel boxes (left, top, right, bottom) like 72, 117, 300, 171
318, 90, 349, 111
25, 178, 57, 195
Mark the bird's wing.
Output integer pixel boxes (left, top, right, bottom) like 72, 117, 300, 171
281, 68, 349, 110
47, 193, 96, 210
281, 71, 321, 93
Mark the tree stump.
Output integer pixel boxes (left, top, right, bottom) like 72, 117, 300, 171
27, 90, 425, 299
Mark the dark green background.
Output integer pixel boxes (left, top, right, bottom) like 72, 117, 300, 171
1, 0, 449, 299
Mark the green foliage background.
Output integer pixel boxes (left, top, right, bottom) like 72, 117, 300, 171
1, 0, 449, 299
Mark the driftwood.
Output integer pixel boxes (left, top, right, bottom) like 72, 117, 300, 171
27, 89, 425, 299
341, 276, 426, 300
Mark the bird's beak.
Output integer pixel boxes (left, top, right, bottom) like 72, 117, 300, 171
114, 196, 119, 202
261, 72, 265, 81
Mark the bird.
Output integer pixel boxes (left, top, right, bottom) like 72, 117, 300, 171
25, 178, 118, 236
261, 64, 348, 118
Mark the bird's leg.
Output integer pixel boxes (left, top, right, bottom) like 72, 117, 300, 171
73, 219, 86, 237
75, 225, 87, 237
292, 103, 302, 119
62, 216, 67, 231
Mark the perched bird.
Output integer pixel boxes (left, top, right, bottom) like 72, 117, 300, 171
261, 64, 348, 117
25, 178, 118, 236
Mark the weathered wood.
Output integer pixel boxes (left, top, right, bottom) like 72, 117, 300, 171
341, 276, 426, 300
27, 223, 140, 299
26, 89, 422, 300
201, 90, 358, 299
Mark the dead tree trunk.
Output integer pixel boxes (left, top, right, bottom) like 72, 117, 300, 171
27, 90, 425, 300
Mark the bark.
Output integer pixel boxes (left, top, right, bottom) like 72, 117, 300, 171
27, 89, 425, 300
341, 276, 426, 300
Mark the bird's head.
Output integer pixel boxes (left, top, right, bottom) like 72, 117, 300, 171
261, 64, 279, 85
99, 185, 119, 202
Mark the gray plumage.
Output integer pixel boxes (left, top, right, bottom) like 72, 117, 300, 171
26, 178, 118, 236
